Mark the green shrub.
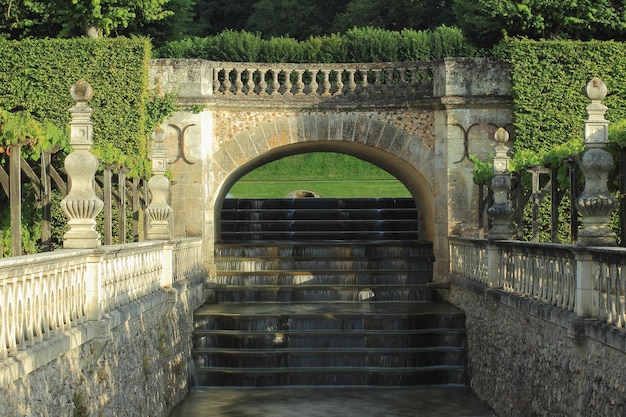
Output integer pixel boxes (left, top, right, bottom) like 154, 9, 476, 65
0, 37, 151, 172
156, 27, 480, 63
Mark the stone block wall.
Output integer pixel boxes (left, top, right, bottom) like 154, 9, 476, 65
447, 276, 626, 417
0, 276, 205, 417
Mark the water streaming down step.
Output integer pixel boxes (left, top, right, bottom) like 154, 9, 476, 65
192, 198, 467, 387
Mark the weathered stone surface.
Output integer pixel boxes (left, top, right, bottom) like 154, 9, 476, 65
150, 58, 513, 278
448, 278, 626, 417
0, 278, 205, 417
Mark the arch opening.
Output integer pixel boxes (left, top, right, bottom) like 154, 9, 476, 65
214, 141, 435, 242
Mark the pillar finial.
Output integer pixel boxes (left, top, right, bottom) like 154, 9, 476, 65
146, 125, 173, 240
488, 127, 515, 240
576, 78, 617, 246
60, 80, 104, 248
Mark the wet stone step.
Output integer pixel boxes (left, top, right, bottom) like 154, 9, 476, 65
193, 312, 465, 332
212, 274, 433, 286
220, 209, 418, 221
198, 237, 466, 387
214, 242, 434, 258
195, 347, 466, 368
195, 366, 467, 387
220, 231, 421, 241
195, 330, 466, 350
214, 258, 433, 270
213, 288, 434, 303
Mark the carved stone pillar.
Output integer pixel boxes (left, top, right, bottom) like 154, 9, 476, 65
575, 78, 617, 246
488, 127, 515, 240
60, 80, 104, 248
146, 126, 173, 240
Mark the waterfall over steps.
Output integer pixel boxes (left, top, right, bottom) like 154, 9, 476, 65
193, 198, 467, 387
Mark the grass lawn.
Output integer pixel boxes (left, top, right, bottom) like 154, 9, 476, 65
227, 153, 411, 198
228, 180, 411, 198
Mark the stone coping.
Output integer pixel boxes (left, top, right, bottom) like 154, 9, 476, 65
0, 286, 180, 389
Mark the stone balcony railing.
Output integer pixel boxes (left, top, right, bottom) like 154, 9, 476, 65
449, 237, 626, 329
211, 61, 433, 98
0, 237, 204, 388
151, 57, 512, 108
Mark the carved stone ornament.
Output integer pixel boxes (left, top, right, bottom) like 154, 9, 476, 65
576, 78, 617, 246
60, 80, 104, 248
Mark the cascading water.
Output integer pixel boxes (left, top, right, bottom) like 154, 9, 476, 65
191, 198, 467, 387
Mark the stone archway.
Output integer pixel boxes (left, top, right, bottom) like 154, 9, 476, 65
210, 112, 439, 250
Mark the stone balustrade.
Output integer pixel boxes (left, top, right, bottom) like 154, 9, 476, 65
0, 238, 204, 380
171, 238, 205, 284
498, 242, 576, 312
0, 250, 90, 359
449, 237, 626, 327
591, 248, 626, 329
449, 237, 489, 285
100, 242, 165, 314
212, 61, 433, 98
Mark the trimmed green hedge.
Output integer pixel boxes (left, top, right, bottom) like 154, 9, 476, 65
156, 26, 481, 62
0, 37, 152, 173
497, 39, 626, 162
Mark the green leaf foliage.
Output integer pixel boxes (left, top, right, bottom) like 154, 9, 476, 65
498, 39, 626, 158
0, 37, 152, 174
155, 27, 481, 62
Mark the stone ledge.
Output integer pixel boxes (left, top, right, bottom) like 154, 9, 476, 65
448, 273, 626, 354
0, 322, 95, 389
0, 287, 183, 390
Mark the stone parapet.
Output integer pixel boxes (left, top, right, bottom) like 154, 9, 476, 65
448, 273, 626, 417
0, 238, 207, 417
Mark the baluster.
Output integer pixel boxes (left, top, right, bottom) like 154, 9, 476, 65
269, 69, 280, 95
359, 70, 369, 94
294, 70, 305, 95
282, 69, 292, 95
409, 67, 420, 89
397, 67, 407, 89
308, 70, 319, 95
213, 68, 221, 94
233, 68, 243, 94
384, 68, 395, 94
334, 70, 344, 95
257, 69, 268, 95
244, 69, 254, 95
346, 70, 356, 94
320, 70, 331, 96
372, 69, 383, 94
222, 69, 232, 94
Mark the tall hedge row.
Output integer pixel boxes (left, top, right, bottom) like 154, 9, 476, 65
0, 37, 151, 170
498, 39, 626, 161
156, 26, 481, 62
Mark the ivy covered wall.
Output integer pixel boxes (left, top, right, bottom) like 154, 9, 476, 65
0, 37, 152, 170
500, 39, 626, 164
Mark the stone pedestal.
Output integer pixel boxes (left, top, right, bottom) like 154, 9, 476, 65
488, 127, 514, 240
576, 78, 617, 246
60, 80, 104, 248
146, 126, 173, 240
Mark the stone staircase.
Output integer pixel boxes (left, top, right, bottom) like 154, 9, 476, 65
219, 197, 420, 241
192, 198, 467, 387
